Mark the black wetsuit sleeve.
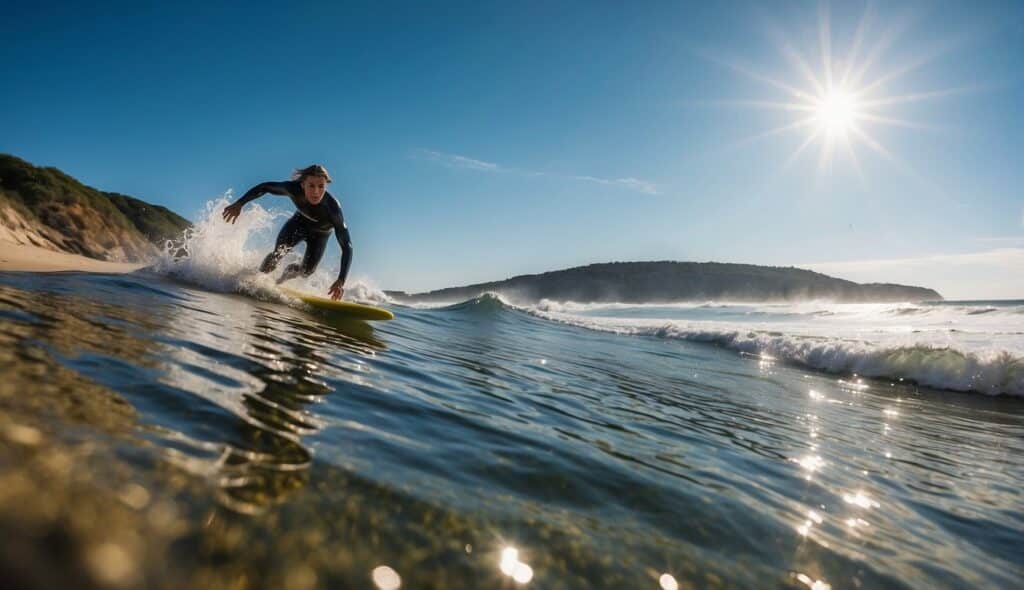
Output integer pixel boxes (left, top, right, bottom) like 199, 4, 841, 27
233, 181, 293, 206
328, 197, 353, 284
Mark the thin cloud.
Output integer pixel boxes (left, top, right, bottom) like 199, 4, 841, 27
416, 149, 658, 195
419, 149, 502, 172
570, 175, 659, 195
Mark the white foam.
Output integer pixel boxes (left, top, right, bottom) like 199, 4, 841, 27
526, 302, 1024, 397
151, 195, 390, 304
533, 299, 771, 313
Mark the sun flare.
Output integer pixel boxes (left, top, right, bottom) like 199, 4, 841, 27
707, 2, 964, 178
814, 89, 859, 135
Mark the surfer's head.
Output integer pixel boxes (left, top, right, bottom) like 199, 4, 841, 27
292, 164, 332, 205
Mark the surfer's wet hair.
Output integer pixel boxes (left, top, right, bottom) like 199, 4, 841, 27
292, 164, 333, 183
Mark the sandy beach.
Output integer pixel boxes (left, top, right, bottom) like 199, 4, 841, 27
0, 240, 147, 273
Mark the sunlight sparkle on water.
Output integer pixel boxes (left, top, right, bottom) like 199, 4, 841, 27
513, 563, 534, 584
794, 454, 825, 473
796, 572, 832, 590
798, 509, 826, 537
659, 573, 679, 590
499, 547, 533, 584
372, 566, 401, 590
846, 517, 870, 530
499, 547, 519, 576
840, 378, 869, 392
844, 491, 880, 509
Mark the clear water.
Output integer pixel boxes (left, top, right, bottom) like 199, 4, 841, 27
0, 269, 1021, 589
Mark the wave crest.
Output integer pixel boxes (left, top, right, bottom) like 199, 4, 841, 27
527, 310, 1024, 397
437, 291, 515, 313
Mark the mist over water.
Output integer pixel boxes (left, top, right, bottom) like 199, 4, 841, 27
0, 199, 1021, 588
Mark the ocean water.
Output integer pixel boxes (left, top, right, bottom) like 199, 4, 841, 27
531, 299, 1024, 398
0, 203, 1021, 589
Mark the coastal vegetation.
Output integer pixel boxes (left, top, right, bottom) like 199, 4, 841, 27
0, 154, 190, 262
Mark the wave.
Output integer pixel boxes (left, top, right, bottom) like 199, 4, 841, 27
408, 296, 1024, 396
403, 294, 1024, 396
532, 299, 768, 314
525, 311, 1024, 398
436, 292, 516, 314
888, 307, 931, 316
885, 305, 1009, 317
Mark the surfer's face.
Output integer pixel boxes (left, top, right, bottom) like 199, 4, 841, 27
302, 176, 328, 204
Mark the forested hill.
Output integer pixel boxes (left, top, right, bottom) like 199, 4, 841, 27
0, 154, 190, 262
390, 261, 942, 304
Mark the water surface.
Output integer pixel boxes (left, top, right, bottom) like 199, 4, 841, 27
0, 270, 1021, 589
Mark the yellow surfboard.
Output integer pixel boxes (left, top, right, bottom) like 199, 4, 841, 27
279, 287, 395, 321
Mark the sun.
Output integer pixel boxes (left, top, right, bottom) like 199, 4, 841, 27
814, 89, 859, 136
705, 2, 961, 178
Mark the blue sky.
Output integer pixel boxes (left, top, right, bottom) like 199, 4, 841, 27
3, 1, 1022, 298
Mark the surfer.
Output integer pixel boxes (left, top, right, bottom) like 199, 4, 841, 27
222, 164, 352, 300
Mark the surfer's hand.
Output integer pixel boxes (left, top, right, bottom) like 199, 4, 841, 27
328, 280, 344, 301
222, 203, 243, 224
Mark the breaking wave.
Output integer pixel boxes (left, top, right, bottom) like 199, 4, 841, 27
526, 308, 1024, 397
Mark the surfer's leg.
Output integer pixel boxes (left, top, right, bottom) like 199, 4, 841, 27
300, 231, 330, 276
277, 230, 328, 283
259, 216, 303, 273
277, 263, 303, 283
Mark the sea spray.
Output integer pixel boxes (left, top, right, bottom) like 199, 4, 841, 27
152, 195, 283, 296
153, 195, 391, 304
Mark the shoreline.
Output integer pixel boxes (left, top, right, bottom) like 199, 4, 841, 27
0, 240, 148, 274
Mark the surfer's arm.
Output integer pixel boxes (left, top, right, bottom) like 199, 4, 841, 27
234, 182, 292, 206
328, 198, 353, 299
334, 224, 353, 284
223, 182, 293, 224
328, 235, 352, 300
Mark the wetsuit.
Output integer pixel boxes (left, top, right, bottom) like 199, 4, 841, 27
231, 181, 353, 284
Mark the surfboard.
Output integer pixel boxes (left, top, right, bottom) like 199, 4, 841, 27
279, 287, 395, 321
